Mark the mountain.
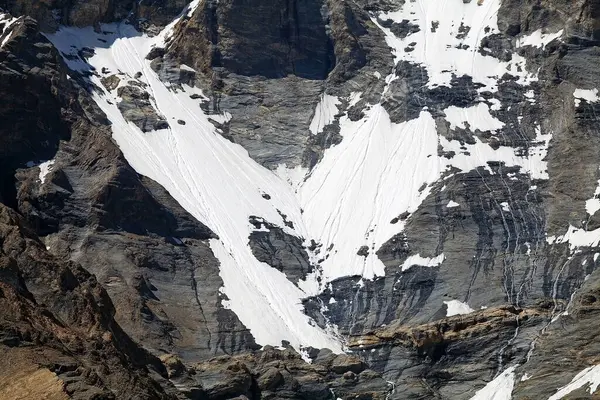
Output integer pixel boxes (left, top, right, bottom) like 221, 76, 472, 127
1, 0, 600, 398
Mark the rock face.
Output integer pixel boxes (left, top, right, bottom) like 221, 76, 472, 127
248, 217, 313, 284
155, 0, 390, 168
4, 0, 187, 31
4, 0, 600, 399
171, 346, 390, 399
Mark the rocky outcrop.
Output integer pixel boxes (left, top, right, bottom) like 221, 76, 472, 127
346, 306, 547, 399
117, 83, 171, 131
167, 0, 335, 79
248, 217, 313, 284
0, 16, 71, 210
154, 0, 392, 169
0, 204, 174, 399
164, 345, 391, 399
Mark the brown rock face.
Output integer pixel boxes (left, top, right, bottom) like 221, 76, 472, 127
0, 204, 173, 399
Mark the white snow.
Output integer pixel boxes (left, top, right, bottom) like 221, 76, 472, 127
300, 108, 442, 282
516, 29, 563, 49
447, 200, 460, 208
0, 14, 20, 48
48, 23, 342, 353
208, 111, 232, 124
444, 103, 504, 132
401, 253, 446, 272
587, 198, 600, 216
547, 225, 600, 250
500, 202, 510, 212
374, 0, 537, 91
309, 94, 341, 135
574, 88, 599, 107
548, 365, 600, 400
586, 173, 600, 216
469, 365, 517, 400
275, 164, 308, 192
347, 92, 363, 108
524, 89, 535, 101
444, 300, 475, 317
180, 64, 196, 72
440, 125, 551, 180
520, 373, 531, 382
38, 160, 55, 184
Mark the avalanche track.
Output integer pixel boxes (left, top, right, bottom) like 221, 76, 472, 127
48, 0, 558, 361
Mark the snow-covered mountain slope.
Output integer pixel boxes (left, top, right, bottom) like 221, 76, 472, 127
6, 0, 600, 398
48, 23, 343, 352
47, 0, 558, 355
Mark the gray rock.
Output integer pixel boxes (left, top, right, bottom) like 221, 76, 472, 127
248, 218, 313, 285
117, 84, 170, 132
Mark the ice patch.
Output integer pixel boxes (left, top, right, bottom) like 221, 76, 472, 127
469, 365, 517, 400
447, 200, 460, 208
444, 103, 504, 132
309, 94, 341, 135
348, 92, 363, 108
401, 253, 445, 272
38, 160, 55, 184
374, 0, 537, 91
0, 14, 20, 48
444, 300, 475, 317
586, 172, 600, 216
548, 365, 600, 400
547, 225, 600, 250
440, 124, 552, 180
574, 88, 599, 107
275, 164, 308, 192
208, 111, 232, 124
516, 29, 563, 49
180, 64, 196, 72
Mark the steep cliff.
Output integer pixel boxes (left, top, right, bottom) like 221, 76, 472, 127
2, 0, 600, 399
